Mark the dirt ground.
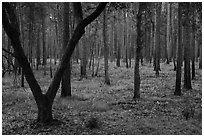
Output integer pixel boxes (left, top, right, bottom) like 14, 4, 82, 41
2, 61, 202, 135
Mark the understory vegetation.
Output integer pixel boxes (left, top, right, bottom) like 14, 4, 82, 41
2, 61, 202, 135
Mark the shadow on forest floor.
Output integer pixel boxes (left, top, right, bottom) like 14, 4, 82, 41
2, 61, 202, 135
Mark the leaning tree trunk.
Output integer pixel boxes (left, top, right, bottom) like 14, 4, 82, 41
3, 3, 50, 122
3, 2, 107, 123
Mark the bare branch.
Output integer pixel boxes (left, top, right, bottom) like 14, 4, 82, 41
2, 48, 16, 58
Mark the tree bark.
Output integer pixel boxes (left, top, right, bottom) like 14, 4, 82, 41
28, 3, 34, 67
61, 2, 71, 97
183, 3, 192, 90
37, 95, 53, 123
115, 11, 120, 67
199, 39, 202, 69
3, 3, 48, 122
191, 31, 195, 79
124, 8, 128, 68
80, 37, 87, 79
3, 2, 107, 123
36, 27, 41, 70
191, 14, 196, 79
41, 6, 47, 75
174, 3, 182, 96
166, 2, 171, 64
155, 3, 161, 77
103, 7, 110, 85
133, 3, 145, 99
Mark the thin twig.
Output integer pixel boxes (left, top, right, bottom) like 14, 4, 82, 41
2, 48, 17, 58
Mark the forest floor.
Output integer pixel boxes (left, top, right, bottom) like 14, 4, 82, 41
2, 61, 202, 135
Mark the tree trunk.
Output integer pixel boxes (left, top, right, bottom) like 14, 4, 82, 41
49, 19, 53, 79
110, 17, 114, 62
115, 11, 120, 67
191, 15, 196, 79
95, 46, 101, 76
21, 69, 24, 87
171, 5, 177, 71
92, 20, 98, 77
3, 3, 50, 122
133, 3, 145, 99
41, 7, 47, 76
37, 95, 53, 123
36, 27, 41, 70
166, 2, 171, 64
155, 3, 161, 77
150, 21, 154, 64
8, 40, 12, 75
183, 3, 192, 90
61, 2, 71, 97
124, 8, 128, 68
3, 2, 107, 123
103, 7, 110, 85
80, 37, 87, 79
28, 4, 35, 68
191, 30, 195, 79
174, 3, 182, 96
199, 39, 202, 69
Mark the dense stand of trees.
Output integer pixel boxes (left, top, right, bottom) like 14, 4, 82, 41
2, 2, 202, 123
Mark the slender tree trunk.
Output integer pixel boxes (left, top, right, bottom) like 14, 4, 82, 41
28, 4, 35, 68
61, 2, 71, 97
3, 2, 107, 123
191, 30, 195, 79
92, 20, 98, 77
133, 3, 145, 99
48, 11, 53, 79
174, 3, 182, 96
7, 38, 11, 75
110, 17, 114, 62
36, 27, 41, 70
95, 45, 101, 76
124, 9, 128, 68
199, 39, 202, 69
155, 3, 161, 77
91, 43, 95, 77
18, 5, 24, 79
191, 14, 196, 79
129, 27, 132, 67
41, 7, 47, 76
80, 37, 87, 79
103, 8, 110, 85
166, 2, 171, 64
74, 3, 87, 79
150, 21, 154, 64
115, 11, 120, 67
171, 5, 177, 71
183, 3, 192, 90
